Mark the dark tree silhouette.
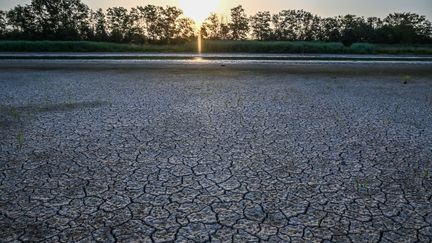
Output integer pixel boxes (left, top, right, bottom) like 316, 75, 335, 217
296, 10, 318, 40
33, 0, 91, 40
6, 5, 38, 39
91, 8, 108, 42
229, 5, 249, 40
219, 22, 231, 40
159, 6, 183, 43
339, 15, 365, 46
272, 10, 300, 40
175, 17, 196, 41
201, 13, 221, 40
250, 11, 272, 40
201, 14, 230, 40
0, 10, 6, 37
0, 1, 431, 45
106, 7, 130, 42
382, 13, 432, 43
5, 0, 92, 40
137, 5, 162, 42
127, 8, 145, 43
319, 17, 341, 42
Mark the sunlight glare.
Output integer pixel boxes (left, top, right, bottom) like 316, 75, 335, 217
198, 31, 202, 53
178, 0, 219, 24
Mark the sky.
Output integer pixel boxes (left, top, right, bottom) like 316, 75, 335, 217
1, 0, 431, 21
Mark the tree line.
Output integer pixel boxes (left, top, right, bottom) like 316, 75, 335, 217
204, 6, 432, 46
0, 0, 431, 46
0, 0, 195, 44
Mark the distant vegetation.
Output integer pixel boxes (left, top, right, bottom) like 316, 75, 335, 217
1, 40, 431, 55
201, 41, 432, 55
0, 0, 431, 48
0, 41, 196, 52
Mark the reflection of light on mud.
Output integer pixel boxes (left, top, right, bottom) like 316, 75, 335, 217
193, 31, 207, 63
193, 56, 205, 62
198, 32, 202, 54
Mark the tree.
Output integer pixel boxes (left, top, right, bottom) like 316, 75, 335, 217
272, 10, 297, 40
136, 5, 185, 43
30, 0, 91, 40
201, 13, 221, 40
382, 13, 432, 43
229, 5, 249, 40
201, 14, 231, 40
138, 5, 163, 42
341, 28, 356, 46
306, 15, 322, 41
127, 7, 145, 43
159, 6, 183, 43
0, 10, 6, 37
367, 17, 383, 29
339, 15, 372, 46
1, 1, 431, 45
250, 11, 272, 40
175, 17, 196, 42
6, 5, 39, 38
219, 22, 231, 40
272, 10, 318, 40
296, 10, 317, 40
91, 8, 108, 41
106, 7, 130, 42
319, 17, 341, 42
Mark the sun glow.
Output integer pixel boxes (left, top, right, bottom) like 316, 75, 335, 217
178, 0, 219, 24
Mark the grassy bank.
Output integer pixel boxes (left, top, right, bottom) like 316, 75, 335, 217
0, 41, 196, 52
0, 40, 431, 55
203, 41, 432, 55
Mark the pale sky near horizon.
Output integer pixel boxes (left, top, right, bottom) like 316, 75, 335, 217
1, 0, 431, 20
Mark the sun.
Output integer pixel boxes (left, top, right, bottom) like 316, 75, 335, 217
178, 0, 219, 24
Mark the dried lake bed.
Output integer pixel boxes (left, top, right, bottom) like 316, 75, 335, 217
1, 58, 432, 242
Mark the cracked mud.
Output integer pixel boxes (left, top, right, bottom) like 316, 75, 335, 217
1, 61, 432, 242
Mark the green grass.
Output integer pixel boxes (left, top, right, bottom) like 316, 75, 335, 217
355, 179, 370, 190
204, 40, 346, 53
0, 41, 196, 52
16, 132, 24, 148
9, 107, 21, 120
202, 41, 432, 54
0, 40, 431, 55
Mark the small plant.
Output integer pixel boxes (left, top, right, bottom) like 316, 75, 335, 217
395, 103, 401, 113
355, 179, 369, 190
236, 95, 242, 106
9, 107, 20, 120
16, 132, 24, 148
224, 100, 230, 108
239, 114, 245, 125
424, 169, 430, 179
402, 75, 411, 84
335, 112, 342, 122
318, 217, 325, 227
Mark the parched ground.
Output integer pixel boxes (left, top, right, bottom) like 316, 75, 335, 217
1, 61, 432, 242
